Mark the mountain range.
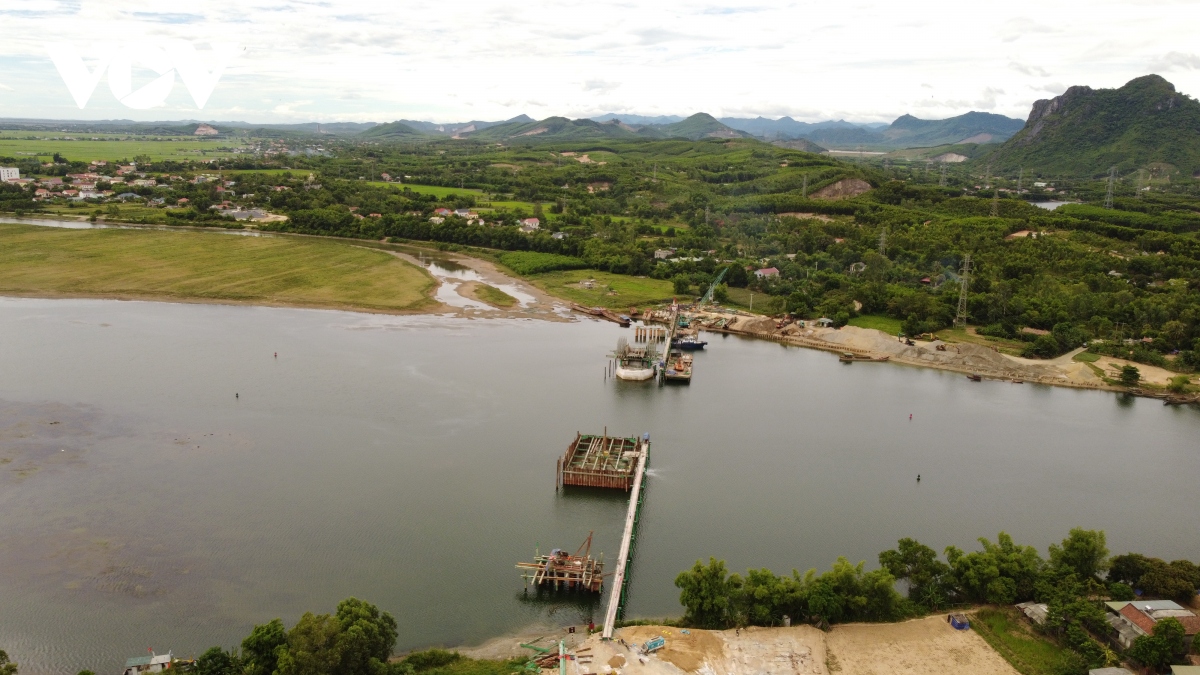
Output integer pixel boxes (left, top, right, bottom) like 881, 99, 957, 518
358, 110, 1025, 147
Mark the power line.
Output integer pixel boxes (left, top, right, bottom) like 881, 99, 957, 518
955, 254, 972, 328
1104, 165, 1116, 209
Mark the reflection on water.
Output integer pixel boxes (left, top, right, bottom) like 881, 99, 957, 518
0, 298, 1198, 674
422, 260, 538, 309
0, 216, 268, 236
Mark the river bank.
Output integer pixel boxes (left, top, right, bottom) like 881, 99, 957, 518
454, 614, 1018, 675
1, 216, 1195, 398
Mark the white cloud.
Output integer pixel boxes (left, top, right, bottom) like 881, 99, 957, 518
0, 82, 13, 91
2, 0, 1199, 123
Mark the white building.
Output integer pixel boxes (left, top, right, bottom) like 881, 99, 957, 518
0, 167, 19, 182
124, 651, 173, 674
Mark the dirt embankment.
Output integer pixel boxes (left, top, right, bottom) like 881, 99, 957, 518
524, 616, 1018, 675
697, 314, 1113, 389
810, 178, 872, 200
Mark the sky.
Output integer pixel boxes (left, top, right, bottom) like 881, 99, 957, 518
3, 0, 1200, 125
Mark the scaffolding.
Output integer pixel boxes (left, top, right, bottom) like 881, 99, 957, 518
557, 432, 642, 490
516, 532, 605, 593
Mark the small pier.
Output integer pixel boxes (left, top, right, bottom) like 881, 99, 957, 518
601, 437, 649, 638
552, 431, 652, 639
634, 326, 667, 342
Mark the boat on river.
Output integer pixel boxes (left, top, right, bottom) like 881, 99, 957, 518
664, 350, 693, 383
611, 338, 656, 381
838, 352, 889, 363
675, 335, 707, 350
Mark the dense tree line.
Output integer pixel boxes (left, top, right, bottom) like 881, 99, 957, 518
676, 529, 1200, 673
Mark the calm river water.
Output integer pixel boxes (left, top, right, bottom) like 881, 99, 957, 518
1, 298, 1198, 673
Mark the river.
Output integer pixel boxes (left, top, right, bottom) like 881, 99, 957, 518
0, 297, 1197, 674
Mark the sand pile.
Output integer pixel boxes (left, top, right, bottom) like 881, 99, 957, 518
727, 315, 777, 333
806, 327, 1063, 378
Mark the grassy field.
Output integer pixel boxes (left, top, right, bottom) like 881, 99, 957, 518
0, 138, 248, 163
470, 283, 518, 308
1073, 351, 1101, 363
35, 203, 170, 223
971, 607, 1076, 675
369, 182, 484, 198
0, 223, 436, 312
526, 269, 673, 308
723, 286, 775, 314
848, 314, 903, 335
936, 326, 1027, 354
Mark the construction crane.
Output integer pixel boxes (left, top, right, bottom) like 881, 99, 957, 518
700, 266, 730, 305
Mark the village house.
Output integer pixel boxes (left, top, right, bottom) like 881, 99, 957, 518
429, 216, 445, 224
34, 189, 50, 199
123, 651, 173, 674
520, 217, 540, 229
1106, 600, 1200, 649
0, 167, 20, 181
551, 232, 566, 240
654, 248, 676, 260
754, 267, 779, 279
433, 208, 452, 216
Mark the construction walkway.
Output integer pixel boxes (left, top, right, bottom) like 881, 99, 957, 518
601, 438, 650, 638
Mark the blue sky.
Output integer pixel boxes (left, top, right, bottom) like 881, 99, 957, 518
3, 0, 1200, 124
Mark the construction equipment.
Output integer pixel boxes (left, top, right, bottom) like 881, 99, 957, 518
699, 266, 730, 305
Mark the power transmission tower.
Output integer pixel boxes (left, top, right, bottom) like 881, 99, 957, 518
984, 164, 991, 189
939, 163, 947, 186
1104, 166, 1116, 209
1136, 168, 1144, 199
991, 189, 1000, 217
1017, 167, 1023, 195
802, 174, 808, 198
955, 254, 972, 327
878, 227, 887, 256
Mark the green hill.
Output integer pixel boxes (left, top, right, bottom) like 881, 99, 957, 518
806, 112, 1023, 149
652, 113, 750, 140
882, 112, 1023, 147
359, 121, 423, 139
465, 116, 639, 141
984, 74, 1200, 177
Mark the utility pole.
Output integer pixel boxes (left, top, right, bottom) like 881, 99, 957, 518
802, 174, 808, 198
1104, 166, 1116, 209
878, 226, 887, 256
1017, 167, 1023, 195
955, 254, 972, 327
991, 189, 1000, 217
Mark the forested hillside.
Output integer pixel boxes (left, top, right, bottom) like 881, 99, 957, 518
986, 74, 1200, 177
